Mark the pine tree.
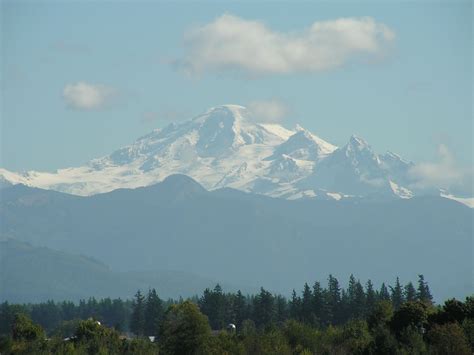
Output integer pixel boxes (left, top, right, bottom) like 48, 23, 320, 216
301, 283, 314, 324
199, 284, 226, 330
144, 289, 163, 336
404, 282, 417, 302
312, 281, 325, 325
232, 290, 247, 328
253, 288, 275, 328
212, 284, 226, 328
366, 280, 376, 314
327, 275, 341, 324
289, 289, 301, 320
416, 274, 433, 304
110, 298, 127, 331
86, 297, 99, 320
130, 290, 146, 336
348, 274, 357, 301
340, 289, 350, 323
275, 295, 288, 324
347, 274, 366, 319
353, 279, 366, 319
390, 277, 405, 310
378, 283, 391, 301
61, 301, 77, 321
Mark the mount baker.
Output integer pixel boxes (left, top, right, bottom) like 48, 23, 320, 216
0, 105, 469, 205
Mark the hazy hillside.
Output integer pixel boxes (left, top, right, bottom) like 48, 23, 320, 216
0, 239, 235, 302
1, 175, 472, 301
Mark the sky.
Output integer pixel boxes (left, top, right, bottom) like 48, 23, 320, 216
1, 0, 472, 174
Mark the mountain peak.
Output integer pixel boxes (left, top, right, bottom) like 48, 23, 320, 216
161, 174, 203, 187
294, 124, 305, 132
210, 104, 246, 111
158, 174, 207, 196
293, 125, 315, 139
268, 126, 336, 161
3, 105, 459, 203
195, 105, 247, 124
347, 135, 371, 151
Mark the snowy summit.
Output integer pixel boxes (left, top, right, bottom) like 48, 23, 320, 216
0, 105, 470, 205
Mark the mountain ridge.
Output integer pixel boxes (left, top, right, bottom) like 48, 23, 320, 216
1, 177, 472, 302
1, 104, 471, 206
0, 238, 243, 302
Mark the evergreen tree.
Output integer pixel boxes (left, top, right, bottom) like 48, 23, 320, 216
100, 298, 113, 325
144, 289, 163, 336
352, 279, 366, 319
312, 281, 325, 325
199, 284, 226, 330
301, 283, 314, 324
366, 280, 376, 314
78, 299, 87, 319
232, 290, 247, 329
340, 289, 350, 323
253, 288, 275, 328
378, 283, 391, 302
30, 300, 61, 331
347, 275, 366, 319
275, 295, 288, 324
347, 274, 357, 319
347, 274, 357, 301
212, 284, 225, 326
327, 275, 341, 324
109, 299, 127, 331
86, 297, 99, 320
404, 282, 417, 302
289, 289, 301, 321
416, 275, 433, 304
130, 290, 145, 336
390, 277, 405, 310
61, 301, 77, 321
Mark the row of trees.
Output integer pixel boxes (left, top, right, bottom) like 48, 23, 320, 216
1, 295, 472, 354
195, 274, 432, 332
0, 274, 432, 337
0, 297, 134, 336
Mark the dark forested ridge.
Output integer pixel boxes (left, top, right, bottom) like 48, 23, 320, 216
1, 277, 473, 354
1, 176, 472, 302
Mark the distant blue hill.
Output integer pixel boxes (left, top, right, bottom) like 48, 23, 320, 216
1, 174, 472, 302
0, 238, 239, 303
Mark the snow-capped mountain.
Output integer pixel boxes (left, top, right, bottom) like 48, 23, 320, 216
0, 104, 471, 205
298, 135, 414, 198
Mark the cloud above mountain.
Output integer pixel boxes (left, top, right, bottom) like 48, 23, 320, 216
180, 14, 395, 75
247, 99, 289, 123
409, 144, 473, 195
63, 82, 116, 110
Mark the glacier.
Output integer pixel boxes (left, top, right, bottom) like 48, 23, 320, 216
1, 104, 471, 206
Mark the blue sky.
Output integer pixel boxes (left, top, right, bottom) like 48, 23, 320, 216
1, 0, 472, 172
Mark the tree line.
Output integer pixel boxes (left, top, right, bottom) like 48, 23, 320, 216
1, 274, 472, 354
0, 274, 431, 335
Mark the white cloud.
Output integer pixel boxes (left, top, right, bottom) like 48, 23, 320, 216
63, 82, 115, 110
181, 14, 395, 75
247, 99, 289, 123
409, 144, 473, 195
